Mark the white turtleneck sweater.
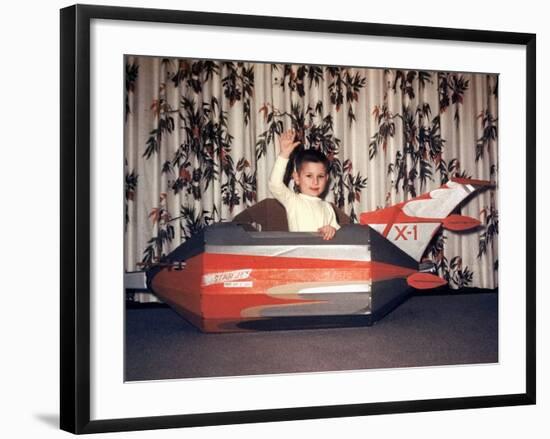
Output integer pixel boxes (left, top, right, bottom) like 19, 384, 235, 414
268, 156, 340, 232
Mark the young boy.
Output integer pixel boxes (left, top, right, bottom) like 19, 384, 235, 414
268, 129, 340, 240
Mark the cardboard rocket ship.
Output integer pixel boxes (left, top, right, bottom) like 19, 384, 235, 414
146, 178, 490, 332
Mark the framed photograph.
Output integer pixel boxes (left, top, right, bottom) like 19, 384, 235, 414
60, 4, 536, 434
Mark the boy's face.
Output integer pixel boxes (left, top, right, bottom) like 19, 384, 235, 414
292, 162, 328, 197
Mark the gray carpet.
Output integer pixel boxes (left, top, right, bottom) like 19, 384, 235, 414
125, 291, 498, 381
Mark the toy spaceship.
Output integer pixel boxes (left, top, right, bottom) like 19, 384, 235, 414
146, 178, 491, 332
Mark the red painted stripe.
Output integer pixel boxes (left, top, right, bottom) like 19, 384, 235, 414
151, 251, 419, 319
406, 272, 447, 289
442, 214, 481, 231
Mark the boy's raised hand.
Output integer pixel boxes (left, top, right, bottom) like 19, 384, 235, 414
278, 129, 300, 158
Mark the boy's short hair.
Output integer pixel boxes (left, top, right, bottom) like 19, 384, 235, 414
293, 147, 330, 173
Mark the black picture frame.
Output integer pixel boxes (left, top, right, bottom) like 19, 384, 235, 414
60, 4, 536, 434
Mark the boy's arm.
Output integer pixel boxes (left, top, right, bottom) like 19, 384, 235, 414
326, 204, 341, 230
318, 204, 341, 240
268, 156, 295, 206
268, 129, 300, 206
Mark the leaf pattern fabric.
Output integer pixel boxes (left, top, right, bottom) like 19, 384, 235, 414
125, 56, 498, 302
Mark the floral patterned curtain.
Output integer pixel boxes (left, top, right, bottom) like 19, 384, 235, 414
125, 56, 498, 302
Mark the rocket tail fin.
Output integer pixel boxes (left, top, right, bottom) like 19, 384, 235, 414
360, 180, 487, 262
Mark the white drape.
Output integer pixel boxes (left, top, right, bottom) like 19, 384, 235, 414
125, 56, 498, 302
